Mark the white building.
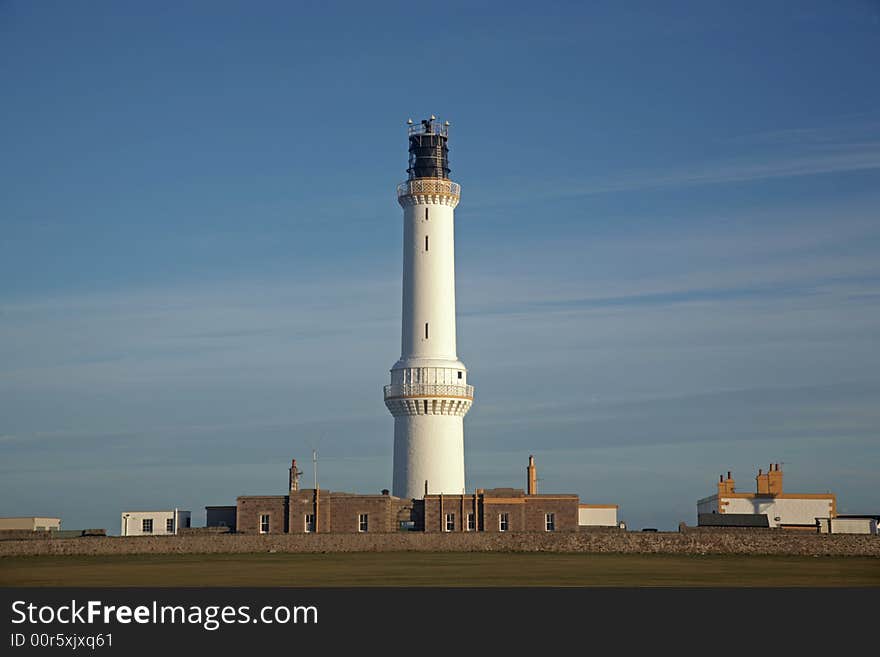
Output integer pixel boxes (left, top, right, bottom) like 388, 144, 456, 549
578, 505, 619, 527
817, 517, 878, 535
121, 510, 190, 536
697, 464, 835, 530
0, 517, 61, 531
385, 117, 473, 499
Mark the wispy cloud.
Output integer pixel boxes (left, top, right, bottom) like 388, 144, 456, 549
468, 118, 880, 207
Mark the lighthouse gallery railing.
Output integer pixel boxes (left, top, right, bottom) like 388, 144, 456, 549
384, 383, 474, 400
397, 179, 461, 198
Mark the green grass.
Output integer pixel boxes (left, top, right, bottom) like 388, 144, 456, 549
2, 552, 878, 586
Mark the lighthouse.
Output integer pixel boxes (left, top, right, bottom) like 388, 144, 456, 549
384, 116, 473, 499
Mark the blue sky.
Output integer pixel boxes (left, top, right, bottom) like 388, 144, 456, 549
2, 1, 879, 531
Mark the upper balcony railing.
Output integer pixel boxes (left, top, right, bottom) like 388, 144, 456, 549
408, 120, 449, 138
384, 383, 474, 400
397, 178, 461, 198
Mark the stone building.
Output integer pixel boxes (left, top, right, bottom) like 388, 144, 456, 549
234, 457, 588, 534
422, 488, 579, 533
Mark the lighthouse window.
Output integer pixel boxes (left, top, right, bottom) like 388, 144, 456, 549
425, 323, 429, 339
425, 207, 428, 221
457, 371, 462, 379
423, 400, 428, 414
425, 235, 429, 251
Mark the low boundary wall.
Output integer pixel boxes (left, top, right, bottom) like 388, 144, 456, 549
0, 530, 877, 557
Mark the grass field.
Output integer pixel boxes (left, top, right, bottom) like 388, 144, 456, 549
1, 552, 878, 586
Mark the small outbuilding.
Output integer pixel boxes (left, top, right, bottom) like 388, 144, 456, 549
120, 510, 191, 536
817, 516, 878, 535
206, 505, 237, 531
578, 504, 619, 527
0, 517, 61, 532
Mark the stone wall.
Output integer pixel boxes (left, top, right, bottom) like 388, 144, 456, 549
0, 530, 877, 557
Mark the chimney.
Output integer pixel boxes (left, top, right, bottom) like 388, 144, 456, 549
289, 459, 300, 492
718, 471, 735, 495
768, 462, 783, 495
527, 455, 537, 495
756, 466, 771, 495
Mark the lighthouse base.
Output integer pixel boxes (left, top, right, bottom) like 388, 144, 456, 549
392, 414, 465, 499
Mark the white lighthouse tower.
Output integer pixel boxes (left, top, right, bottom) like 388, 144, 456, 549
384, 116, 473, 499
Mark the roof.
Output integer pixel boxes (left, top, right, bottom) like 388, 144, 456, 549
698, 513, 770, 528
120, 510, 190, 514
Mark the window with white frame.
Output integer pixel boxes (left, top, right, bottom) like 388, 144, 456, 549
142, 518, 153, 533
165, 518, 174, 533
259, 514, 270, 534
499, 513, 509, 532
545, 513, 555, 531
466, 513, 475, 531
445, 513, 455, 532
358, 514, 369, 532
304, 514, 315, 533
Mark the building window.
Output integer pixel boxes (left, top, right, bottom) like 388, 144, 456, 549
545, 513, 555, 531
445, 513, 455, 532
166, 518, 174, 533
359, 514, 369, 532
467, 513, 475, 531
142, 519, 153, 534
499, 513, 509, 532
185, 516, 190, 528
425, 235, 429, 251
260, 514, 270, 534
304, 514, 315, 533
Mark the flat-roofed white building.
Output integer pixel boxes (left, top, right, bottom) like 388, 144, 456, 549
697, 464, 835, 530
120, 510, 190, 536
0, 517, 61, 531
578, 504, 619, 527
817, 517, 878, 535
